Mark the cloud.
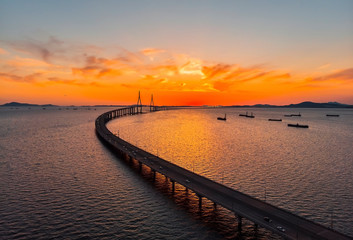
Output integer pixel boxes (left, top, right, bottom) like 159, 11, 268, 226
179, 60, 204, 76
153, 65, 178, 76
140, 48, 165, 56
0, 72, 42, 83
6, 57, 51, 67
210, 68, 291, 92
313, 68, 353, 82
46, 77, 106, 87
0, 48, 8, 55
0, 71, 106, 87
202, 64, 233, 79
213, 80, 235, 92
0, 36, 306, 96
117, 48, 144, 65
71, 53, 138, 78
6, 36, 67, 63
84, 55, 122, 67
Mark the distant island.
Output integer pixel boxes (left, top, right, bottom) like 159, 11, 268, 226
230, 101, 353, 108
0, 102, 126, 108
0, 102, 58, 107
1, 101, 352, 108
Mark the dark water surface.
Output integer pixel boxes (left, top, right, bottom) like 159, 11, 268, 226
1, 107, 352, 239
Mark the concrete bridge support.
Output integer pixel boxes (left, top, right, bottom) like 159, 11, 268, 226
198, 195, 203, 209
152, 169, 156, 181
171, 180, 175, 193
237, 215, 243, 231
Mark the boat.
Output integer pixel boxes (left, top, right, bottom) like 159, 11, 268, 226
291, 113, 301, 117
288, 123, 308, 128
246, 112, 255, 118
268, 118, 282, 121
239, 111, 254, 118
217, 114, 227, 121
326, 114, 339, 117
284, 113, 301, 117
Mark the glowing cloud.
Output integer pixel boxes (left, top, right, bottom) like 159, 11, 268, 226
313, 68, 353, 82
140, 48, 165, 56
6, 57, 52, 67
1, 36, 352, 105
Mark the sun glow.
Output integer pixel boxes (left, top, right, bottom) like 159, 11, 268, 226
0, 37, 352, 105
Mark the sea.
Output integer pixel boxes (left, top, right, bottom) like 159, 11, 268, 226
0, 107, 352, 239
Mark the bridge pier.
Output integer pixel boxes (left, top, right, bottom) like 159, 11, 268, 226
237, 215, 242, 231
171, 180, 175, 193
198, 195, 202, 209
152, 169, 156, 181
213, 202, 217, 209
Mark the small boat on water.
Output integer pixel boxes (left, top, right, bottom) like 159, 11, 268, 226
217, 114, 227, 121
284, 113, 301, 117
246, 112, 255, 118
288, 123, 308, 128
268, 118, 282, 121
291, 113, 301, 117
240, 112, 255, 118
326, 114, 339, 117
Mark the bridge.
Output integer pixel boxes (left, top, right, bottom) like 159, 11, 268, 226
95, 105, 352, 240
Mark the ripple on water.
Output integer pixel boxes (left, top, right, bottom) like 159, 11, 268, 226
1, 108, 352, 239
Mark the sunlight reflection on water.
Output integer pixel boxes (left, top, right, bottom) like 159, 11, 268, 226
1, 107, 352, 239
108, 107, 353, 236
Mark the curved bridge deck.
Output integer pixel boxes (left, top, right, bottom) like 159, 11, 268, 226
95, 106, 352, 240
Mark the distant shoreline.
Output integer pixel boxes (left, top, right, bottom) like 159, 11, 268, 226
1, 101, 352, 108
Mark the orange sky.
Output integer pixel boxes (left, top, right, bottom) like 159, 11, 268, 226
1, 42, 352, 106
1, 1, 353, 106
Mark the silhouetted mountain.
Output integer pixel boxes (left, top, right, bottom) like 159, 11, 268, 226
231, 101, 352, 108
283, 101, 352, 108
1, 102, 57, 107
2, 101, 352, 108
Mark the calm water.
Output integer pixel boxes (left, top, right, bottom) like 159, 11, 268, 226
1, 107, 352, 239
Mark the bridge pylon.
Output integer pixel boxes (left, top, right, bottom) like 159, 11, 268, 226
136, 90, 142, 113
150, 94, 155, 112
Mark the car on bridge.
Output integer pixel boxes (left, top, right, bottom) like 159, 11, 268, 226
277, 226, 285, 232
